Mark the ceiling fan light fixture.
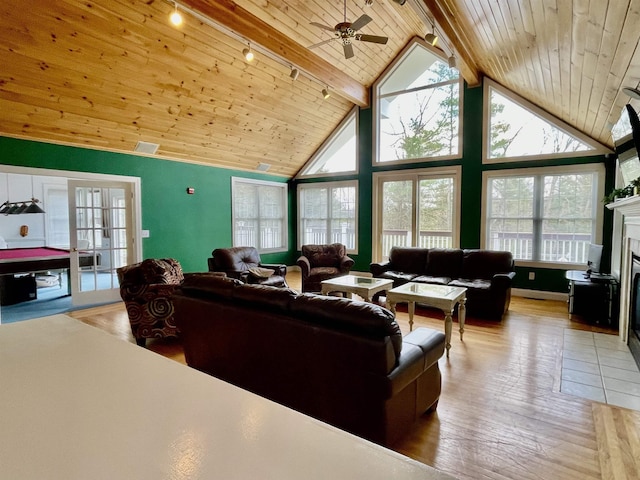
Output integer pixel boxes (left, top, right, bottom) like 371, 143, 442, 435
169, 3, 183, 26
243, 44, 254, 62
623, 82, 640, 100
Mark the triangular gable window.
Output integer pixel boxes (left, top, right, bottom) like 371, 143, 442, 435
296, 109, 357, 178
484, 79, 610, 163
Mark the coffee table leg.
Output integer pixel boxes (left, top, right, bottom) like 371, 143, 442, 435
444, 310, 453, 358
458, 297, 466, 341
408, 301, 415, 331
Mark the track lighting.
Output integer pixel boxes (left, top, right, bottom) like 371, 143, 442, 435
364, 0, 374, 5
169, 3, 183, 26
448, 54, 457, 68
322, 87, 330, 99
425, 18, 438, 46
243, 43, 254, 62
392, 0, 406, 5
289, 67, 300, 81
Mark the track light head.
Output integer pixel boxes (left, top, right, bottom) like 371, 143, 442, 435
392, 0, 406, 5
169, 4, 183, 26
425, 32, 438, 46
290, 67, 300, 80
322, 88, 330, 99
242, 44, 255, 62
448, 54, 457, 68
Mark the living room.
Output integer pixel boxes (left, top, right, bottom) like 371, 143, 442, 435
2, 1, 640, 479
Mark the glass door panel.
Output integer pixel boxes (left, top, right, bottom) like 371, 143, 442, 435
380, 179, 414, 260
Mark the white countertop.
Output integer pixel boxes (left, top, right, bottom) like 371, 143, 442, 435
0, 315, 456, 480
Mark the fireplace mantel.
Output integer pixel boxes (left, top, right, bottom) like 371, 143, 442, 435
606, 195, 640, 218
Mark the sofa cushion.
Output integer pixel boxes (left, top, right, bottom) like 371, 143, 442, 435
448, 278, 492, 291
388, 247, 429, 274
290, 294, 402, 359
461, 249, 514, 280
426, 248, 463, 279
179, 273, 242, 300
378, 271, 419, 284
233, 283, 298, 311
412, 275, 451, 286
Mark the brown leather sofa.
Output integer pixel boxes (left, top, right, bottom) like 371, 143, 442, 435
172, 274, 446, 446
371, 247, 516, 319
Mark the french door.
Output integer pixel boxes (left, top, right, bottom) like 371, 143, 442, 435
68, 180, 134, 306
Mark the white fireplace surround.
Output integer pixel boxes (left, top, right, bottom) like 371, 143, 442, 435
606, 195, 640, 342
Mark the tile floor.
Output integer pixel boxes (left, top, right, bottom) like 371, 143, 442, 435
561, 329, 640, 411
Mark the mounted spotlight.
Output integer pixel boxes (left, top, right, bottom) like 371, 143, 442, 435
448, 54, 457, 68
425, 18, 438, 46
242, 43, 254, 62
169, 3, 183, 26
392, 0, 406, 5
290, 67, 300, 81
322, 87, 330, 99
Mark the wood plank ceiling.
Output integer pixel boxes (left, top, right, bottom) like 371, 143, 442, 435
0, 0, 639, 178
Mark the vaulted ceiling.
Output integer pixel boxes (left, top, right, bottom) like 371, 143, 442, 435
1, 0, 639, 178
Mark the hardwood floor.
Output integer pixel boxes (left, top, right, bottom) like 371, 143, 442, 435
67, 273, 640, 480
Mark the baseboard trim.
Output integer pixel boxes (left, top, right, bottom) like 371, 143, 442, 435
512, 288, 568, 301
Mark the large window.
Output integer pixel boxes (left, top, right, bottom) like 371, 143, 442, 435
296, 109, 357, 178
374, 40, 462, 165
298, 181, 357, 252
232, 177, 287, 253
484, 79, 610, 163
483, 165, 605, 266
373, 167, 461, 261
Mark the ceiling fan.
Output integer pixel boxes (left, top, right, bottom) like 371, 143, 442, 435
308, 0, 388, 59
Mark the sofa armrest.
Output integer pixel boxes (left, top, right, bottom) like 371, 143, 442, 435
340, 255, 355, 272
386, 328, 445, 397
370, 260, 391, 277
492, 271, 516, 290
296, 256, 311, 278
260, 263, 287, 277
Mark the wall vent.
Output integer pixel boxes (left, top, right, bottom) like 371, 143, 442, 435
256, 163, 271, 172
134, 141, 160, 154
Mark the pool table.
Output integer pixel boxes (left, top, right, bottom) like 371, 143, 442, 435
0, 247, 99, 275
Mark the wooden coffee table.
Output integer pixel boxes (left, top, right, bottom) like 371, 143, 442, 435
386, 282, 467, 357
321, 275, 393, 303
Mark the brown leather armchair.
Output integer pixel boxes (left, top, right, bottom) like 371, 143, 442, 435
208, 246, 288, 287
296, 243, 354, 292
116, 258, 184, 347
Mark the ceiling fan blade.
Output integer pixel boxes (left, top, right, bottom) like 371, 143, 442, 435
350, 14, 372, 31
310, 22, 336, 32
343, 42, 354, 59
356, 34, 388, 45
308, 38, 337, 49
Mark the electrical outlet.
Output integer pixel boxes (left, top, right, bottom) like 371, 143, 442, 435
528, 272, 535, 280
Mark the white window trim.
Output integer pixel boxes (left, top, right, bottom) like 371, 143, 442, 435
231, 177, 288, 254
482, 78, 612, 164
481, 163, 606, 269
295, 108, 359, 179
372, 38, 464, 167
297, 180, 358, 254
371, 165, 462, 262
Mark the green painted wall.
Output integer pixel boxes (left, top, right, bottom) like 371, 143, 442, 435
0, 136, 294, 272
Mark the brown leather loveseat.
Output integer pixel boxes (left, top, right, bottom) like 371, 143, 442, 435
371, 247, 516, 319
172, 274, 446, 446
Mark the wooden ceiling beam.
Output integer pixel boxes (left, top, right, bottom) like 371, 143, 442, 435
420, 0, 482, 87
179, 0, 369, 107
